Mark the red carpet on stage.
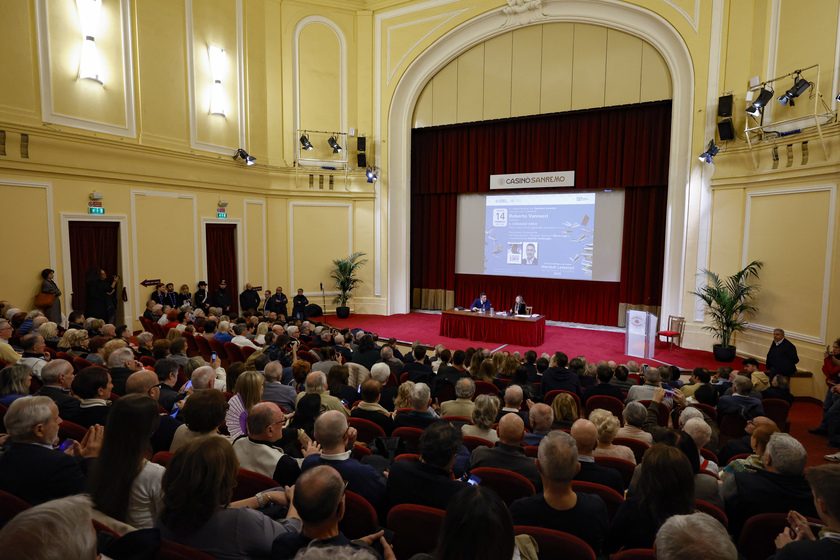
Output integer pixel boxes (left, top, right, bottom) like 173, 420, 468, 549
325, 312, 727, 370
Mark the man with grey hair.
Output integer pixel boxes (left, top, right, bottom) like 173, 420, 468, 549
722, 432, 819, 538
509, 431, 609, 554
296, 371, 350, 417
616, 401, 653, 445
440, 377, 476, 418
643, 388, 717, 451
231, 323, 259, 349
0, 396, 102, 505
654, 512, 737, 560
717, 375, 764, 420
190, 366, 218, 391
18, 333, 48, 378
370, 362, 397, 411
524, 403, 553, 446
35, 360, 81, 421
496, 384, 529, 425
394, 382, 439, 430
767, 327, 799, 378
0, 495, 99, 560
108, 346, 143, 396
378, 345, 404, 376
263, 361, 297, 412
232, 402, 306, 485
626, 366, 675, 409
683, 417, 718, 474
0, 319, 20, 364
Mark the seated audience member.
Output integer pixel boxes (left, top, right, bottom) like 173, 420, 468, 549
230, 323, 259, 349
471, 413, 542, 492
67, 310, 85, 330
403, 345, 433, 384
379, 345, 404, 377
712, 366, 734, 394
393, 380, 414, 411
262, 361, 297, 413
123, 369, 182, 453
607, 444, 695, 553
370, 362, 397, 411
70, 366, 113, 428
303, 411, 386, 511
570, 419, 624, 494
0, 363, 32, 407
272, 466, 393, 560
433, 348, 468, 397
509, 431, 609, 554
190, 365, 218, 391
762, 374, 795, 405
643, 388, 717, 451
0, 319, 20, 365
718, 415, 776, 466
511, 365, 540, 404
393, 382, 440, 430
610, 364, 636, 392
351, 334, 381, 372
617, 401, 654, 445
295, 371, 350, 417
680, 367, 712, 398
440, 377, 476, 418
717, 375, 765, 420
327, 364, 359, 406
720, 423, 779, 482
88, 394, 164, 529
154, 358, 184, 412
169, 388, 229, 452
721, 432, 819, 539
38, 321, 62, 350
771, 464, 840, 560
36, 359, 81, 421
524, 403, 553, 446
540, 351, 582, 397
590, 408, 636, 464
17, 333, 49, 378
64, 329, 91, 359
0, 396, 102, 505
462, 394, 500, 444
84, 336, 109, 365
232, 402, 303, 486
655, 512, 738, 560
214, 320, 234, 343
135, 331, 155, 358
226, 370, 265, 439
550, 392, 580, 430
311, 345, 340, 375
722, 371, 763, 399
152, 338, 171, 361
156, 437, 301, 558
496, 384, 529, 424
289, 393, 321, 440
351, 379, 395, 436
0, 495, 99, 559
167, 337, 189, 369
626, 367, 675, 409
108, 346, 143, 395
682, 417, 718, 474
521, 350, 539, 383
582, 364, 627, 404
386, 422, 465, 510
740, 357, 771, 391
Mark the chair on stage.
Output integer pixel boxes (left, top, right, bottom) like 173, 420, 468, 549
657, 315, 685, 350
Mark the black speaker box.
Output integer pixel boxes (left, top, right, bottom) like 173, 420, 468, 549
717, 118, 735, 141
357, 136, 366, 151
717, 94, 733, 117
357, 153, 367, 168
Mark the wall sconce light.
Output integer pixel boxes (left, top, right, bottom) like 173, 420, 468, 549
208, 46, 227, 116
233, 148, 255, 166
327, 135, 342, 154
76, 0, 104, 84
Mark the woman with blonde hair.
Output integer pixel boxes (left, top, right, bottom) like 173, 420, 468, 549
225, 370, 264, 439
462, 394, 500, 443
255, 322, 269, 345
394, 380, 415, 411
165, 326, 182, 342
550, 393, 579, 430
590, 408, 636, 464
499, 355, 519, 379
64, 329, 91, 359
38, 321, 62, 350
469, 352, 484, 378
100, 338, 128, 367
0, 364, 32, 407
176, 284, 192, 309
491, 351, 506, 374
475, 359, 497, 384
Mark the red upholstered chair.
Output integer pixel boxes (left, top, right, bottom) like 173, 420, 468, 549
696, 499, 728, 528
388, 504, 445, 560
43, 346, 58, 358
232, 468, 276, 502
698, 469, 720, 481
571, 480, 624, 521
399, 372, 409, 384
58, 420, 88, 443
139, 356, 157, 368
393, 427, 424, 454
72, 357, 92, 372
208, 339, 228, 367
513, 526, 596, 560
194, 335, 213, 362
151, 322, 165, 340
471, 467, 535, 506
56, 351, 74, 363
656, 315, 685, 350
462, 436, 494, 453
443, 416, 473, 430
585, 395, 625, 424
151, 451, 174, 468
524, 445, 538, 458
241, 346, 257, 361
350, 445, 373, 462
438, 383, 456, 403
638, 400, 669, 427
627, 373, 642, 385
612, 438, 650, 465
700, 447, 718, 464
156, 540, 217, 560
394, 453, 420, 463
181, 332, 199, 357
727, 452, 753, 463
338, 490, 379, 540
612, 549, 656, 560
761, 398, 791, 432
396, 408, 412, 415
593, 456, 635, 489
224, 342, 246, 365
221, 391, 234, 402
473, 380, 500, 399
718, 414, 748, 447
545, 390, 582, 416
737, 512, 821, 560
0, 489, 31, 523
297, 350, 318, 365
348, 417, 387, 443
690, 402, 717, 423
28, 376, 42, 395
387, 372, 399, 387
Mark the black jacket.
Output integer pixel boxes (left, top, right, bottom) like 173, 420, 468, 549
0, 443, 91, 505
240, 290, 260, 312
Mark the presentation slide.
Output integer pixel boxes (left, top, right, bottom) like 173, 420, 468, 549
484, 193, 595, 280
455, 191, 624, 282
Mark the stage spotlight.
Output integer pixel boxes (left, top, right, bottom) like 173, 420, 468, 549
746, 87, 773, 117
366, 167, 377, 183
233, 148, 256, 166
698, 140, 719, 164
327, 135, 342, 154
777, 74, 811, 106
299, 133, 313, 151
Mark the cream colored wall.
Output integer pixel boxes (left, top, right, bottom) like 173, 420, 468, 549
412, 22, 672, 128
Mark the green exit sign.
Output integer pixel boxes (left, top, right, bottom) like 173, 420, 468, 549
89, 207, 104, 215
217, 212, 227, 218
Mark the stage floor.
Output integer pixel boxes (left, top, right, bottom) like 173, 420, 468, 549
323, 312, 727, 371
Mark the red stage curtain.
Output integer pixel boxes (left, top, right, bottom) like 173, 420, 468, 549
411, 101, 671, 325
68, 221, 119, 314
205, 224, 239, 314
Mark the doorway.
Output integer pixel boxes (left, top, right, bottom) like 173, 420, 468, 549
67, 221, 123, 324
205, 223, 239, 315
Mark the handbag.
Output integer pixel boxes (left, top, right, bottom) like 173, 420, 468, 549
34, 292, 55, 308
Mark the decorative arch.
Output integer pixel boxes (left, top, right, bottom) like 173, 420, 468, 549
387, 0, 695, 322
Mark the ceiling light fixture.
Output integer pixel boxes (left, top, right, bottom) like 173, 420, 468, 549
698, 140, 720, 164
327, 135, 342, 154
233, 148, 256, 166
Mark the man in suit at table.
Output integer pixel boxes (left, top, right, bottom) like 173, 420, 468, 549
470, 293, 492, 312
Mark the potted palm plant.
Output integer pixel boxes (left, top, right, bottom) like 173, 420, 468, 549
330, 252, 367, 319
690, 260, 763, 362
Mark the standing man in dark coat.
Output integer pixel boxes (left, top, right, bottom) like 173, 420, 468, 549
265, 287, 288, 318
767, 328, 799, 378
239, 283, 260, 313
193, 281, 209, 312
211, 280, 232, 314
292, 288, 308, 320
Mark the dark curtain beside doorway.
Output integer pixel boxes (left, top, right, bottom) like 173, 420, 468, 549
68, 221, 119, 315
206, 223, 239, 315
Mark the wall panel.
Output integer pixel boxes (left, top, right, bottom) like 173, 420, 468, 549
298, 23, 342, 132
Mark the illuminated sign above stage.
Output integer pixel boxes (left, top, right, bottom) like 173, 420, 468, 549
490, 171, 575, 190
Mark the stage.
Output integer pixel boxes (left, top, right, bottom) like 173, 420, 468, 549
322, 312, 727, 371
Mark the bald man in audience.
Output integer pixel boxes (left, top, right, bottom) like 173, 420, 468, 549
471, 413, 542, 491
718, 415, 776, 465
496, 385, 529, 425
262, 362, 297, 413
125, 369, 183, 453
509, 431, 609, 555
440, 378, 476, 418
232, 402, 303, 486
190, 366, 218, 391
295, 371, 350, 417
570, 418, 624, 494
524, 403, 553, 446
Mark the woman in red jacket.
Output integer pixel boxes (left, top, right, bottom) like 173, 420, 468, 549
823, 338, 840, 387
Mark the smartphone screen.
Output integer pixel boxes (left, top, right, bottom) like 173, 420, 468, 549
357, 384, 362, 392
170, 406, 180, 418
183, 380, 193, 391
466, 474, 481, 486
211, 352, 217, 361
58, 439, 74, 452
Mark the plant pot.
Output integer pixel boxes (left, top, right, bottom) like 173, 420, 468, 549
335, 306, 350, 319
713, 344, 737, 363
